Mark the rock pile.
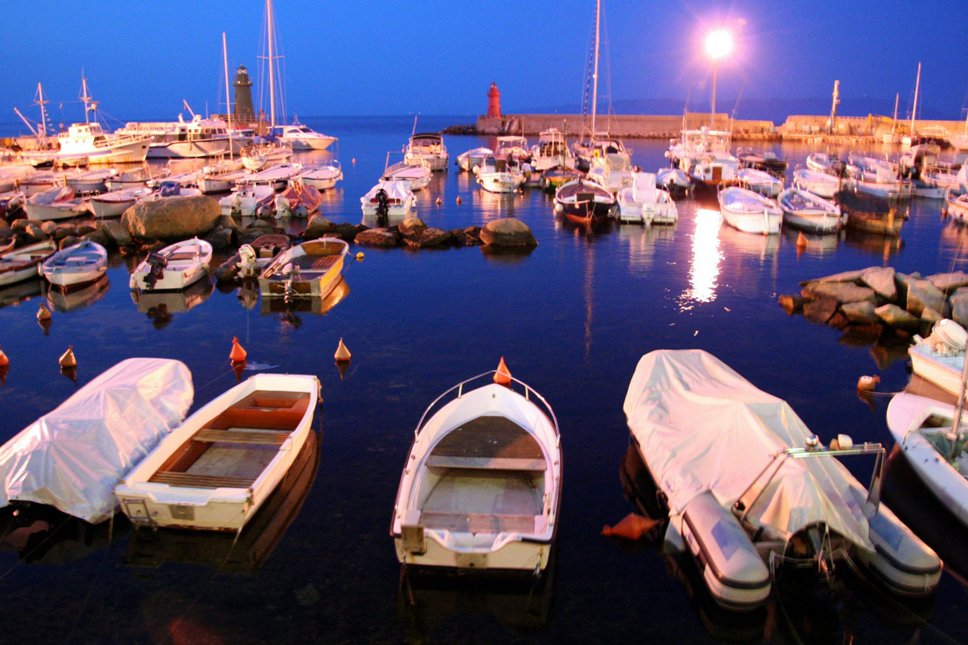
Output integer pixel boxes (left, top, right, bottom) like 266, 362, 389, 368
780, 266, 968, 336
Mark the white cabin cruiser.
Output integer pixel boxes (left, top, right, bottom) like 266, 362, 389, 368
617, 172, 678, 225
474, 156, 525, 194
276, 123, 337, 151
404, 132, 448, 172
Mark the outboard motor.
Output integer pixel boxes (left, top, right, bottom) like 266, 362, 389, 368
144, 251, 168, 289
375, 188, 390, 227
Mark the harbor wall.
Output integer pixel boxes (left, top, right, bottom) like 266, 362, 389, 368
473, 113, 967, 144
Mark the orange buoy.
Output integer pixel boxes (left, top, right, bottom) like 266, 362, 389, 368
796, 232, 807, 248
456, 196, 462, 205
229, 337, 247, 364
857, 374, 880, 391
435, 196, 442, 206
59, 346, 77, 368
493, 357, 512, 386
334, 338, 351, 363
0, 348, 8, 368
36, 304, 52, 322
601, 512, 661, 540
351, 157, 357, 165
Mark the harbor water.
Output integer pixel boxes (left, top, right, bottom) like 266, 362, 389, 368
0, 115, 966, 643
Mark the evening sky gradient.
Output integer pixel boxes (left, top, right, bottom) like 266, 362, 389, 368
3, 0, 967, 129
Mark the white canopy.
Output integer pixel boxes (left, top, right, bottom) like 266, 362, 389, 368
623, 350, 874, 548
0, 358, 193, 523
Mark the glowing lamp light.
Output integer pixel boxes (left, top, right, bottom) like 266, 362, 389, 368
704, 29, 734, 60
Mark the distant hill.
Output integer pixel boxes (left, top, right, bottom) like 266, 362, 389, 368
516, 97, 959, 123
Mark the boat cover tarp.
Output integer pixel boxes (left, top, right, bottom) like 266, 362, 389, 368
0, 358, 193, 523
623, 349, 873, 548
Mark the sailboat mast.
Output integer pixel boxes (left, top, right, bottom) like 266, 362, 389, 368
891, 92, 899, 134
910, 62, 921, 139
267, 0, 276, 131
590, 0, 600, 140
80, 74, 92, 125
36, 82, 49, 141
223, 32, 234, 156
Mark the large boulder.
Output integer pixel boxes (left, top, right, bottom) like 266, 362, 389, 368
479, 217, 537, 247
354, 227, 401, 248
926, 271, 968, 293
905, 279, 945, 317
801, 281, 876, 304
398, 217, 427, 238
801, 268, 867, 285
860, 266, 897, 301
203, 226, 234, 250
875, 303, 920, 329
99, 219, 132, 247
122, 195, 220, 240
404, 227, 452, 249
803, 297, 839, 324
841, 301, 879, 324
302, 214, 333, 240
951, 292, 968, 327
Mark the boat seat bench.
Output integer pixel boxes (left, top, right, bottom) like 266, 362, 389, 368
149, 471, 256, 489
424, 455, 545, 471
194, 428, 291, 445
418, 510, 538, 533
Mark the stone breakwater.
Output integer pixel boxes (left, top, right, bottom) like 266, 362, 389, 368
779, 267, 968, 341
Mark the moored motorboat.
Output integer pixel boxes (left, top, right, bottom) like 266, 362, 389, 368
623, 349, 942, 610
296, 160, 343, 191
792, 167, 843, 198
835, 190, 905, 236
383, 155, 432, 191
737, 167, 783, 198
908, 319, 966, 398
404, 132, 449, 171
529, 128, 573, 172
360, 180, 416, 224
216, 233, 291, 282
129, 238, 213, 291
717, 186, 782, 234
474, 156, 525, 194
456, 146, 493, 172
0, 358, 193, 523
736, 147, 788, 175
0, 240, 57, 288
219, 184, 277, 217
617, 172, 678, 225
89, 186, 153, 218
553, 178, 615, 226
258, 237, 348, 299
23, 185, 90, 221
276, 122, 337, 151
944, 190, 968, 223
777, 187, 845, 233
41, 240, 108, 289
390, 363, 562, 575
656, 167, 691, 197
115, 372, 320, 532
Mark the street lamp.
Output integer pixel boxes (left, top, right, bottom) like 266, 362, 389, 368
705, 29, 733, 127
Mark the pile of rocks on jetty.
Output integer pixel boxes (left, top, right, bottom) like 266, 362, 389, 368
780, 266, 968, 338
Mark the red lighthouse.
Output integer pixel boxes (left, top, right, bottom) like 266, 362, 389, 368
487, 82, 501, 118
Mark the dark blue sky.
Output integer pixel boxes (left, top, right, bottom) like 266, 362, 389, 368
4, 0, 967, 128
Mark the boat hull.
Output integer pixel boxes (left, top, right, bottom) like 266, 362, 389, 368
41, 241, 108, 290
259, 238, 348, 299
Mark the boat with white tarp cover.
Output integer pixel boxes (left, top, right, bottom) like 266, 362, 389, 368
622, 349, 941, 610
0, 358, 193, 523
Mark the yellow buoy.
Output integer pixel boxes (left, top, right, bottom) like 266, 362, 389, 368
36, 304, 52, 322
334, 338, 351, 363
59, 346, 77, 368
355, 251, 365, 261
857, 374, 880, 391
229, 337, 247, 364
0, 348, 8, 368
493, 356, 512, 386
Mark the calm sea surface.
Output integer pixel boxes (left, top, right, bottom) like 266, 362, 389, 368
1, 115, 966, 643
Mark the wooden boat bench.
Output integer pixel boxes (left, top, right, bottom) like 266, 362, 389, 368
424, 455, 545, 471
292, 254, 340, 271
418, 510, 538, 533
149, 471, 256, 489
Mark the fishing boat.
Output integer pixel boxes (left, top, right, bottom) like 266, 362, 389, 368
129, 238, 212, 291
616, 172, 678, 225
666, 127, 739, 189
115, 372, 320, 532
390, 364, 562, 574
197, 159, 248, 194
0, 358, 193, 523
737, 167, 783, 198
41, 240, 107, 289
777, 187, 845, 233
907, 319, 966, 398
846, 154, 912, 200
360, 180, 416, 223
623, 349, 942, 610
494, 135, 531, 166
88, 186, 153, 218
540, 166, 583, 192
296, 160, 343, 191
455, 146, 493, 172
23, 185, 90, 220
553, 178, 615, 226
0, 240, 57, 287
805, 152, 845, 175
945, 190, 968, 223
258, 237, 348, 299
64, 168, 117, 194
717, 186, 782, 234
736, 147, 788, 175
474, 156, 525, 194
216, 233, 291, 282
117, 114, 249, 159
656, 167, 691, 197
404, 132, 449, 171
529, 129, 573, 172
886, 387, 968, 529
792, 167, 843, 198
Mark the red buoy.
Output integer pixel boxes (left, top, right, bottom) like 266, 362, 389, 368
493, 357, 512, 386
229, 337, 247, 364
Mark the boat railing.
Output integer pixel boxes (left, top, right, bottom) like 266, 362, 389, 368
734, 440, 886, 531
413, 370, 560, 438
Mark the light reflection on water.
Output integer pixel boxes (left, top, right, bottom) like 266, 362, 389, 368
680, 207, 722, 309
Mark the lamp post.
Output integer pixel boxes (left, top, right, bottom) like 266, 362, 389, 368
705, 29, 733, 128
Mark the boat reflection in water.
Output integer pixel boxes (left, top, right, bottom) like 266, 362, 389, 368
717, 220, 781, 261
617, 223, 676, 276
260, 276, 349, 327
397, 557, 555, 638
0, 278, 43, 309
678, 208, 722, 310
125, 429, 320, 571
47, 275, 110, 312
781, 227, 841, 258
0, 504, 127, 565
843, 229, 904, 262
474, 188, 521, 223
616, 444, 936, 642
131, 278, 214, 329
